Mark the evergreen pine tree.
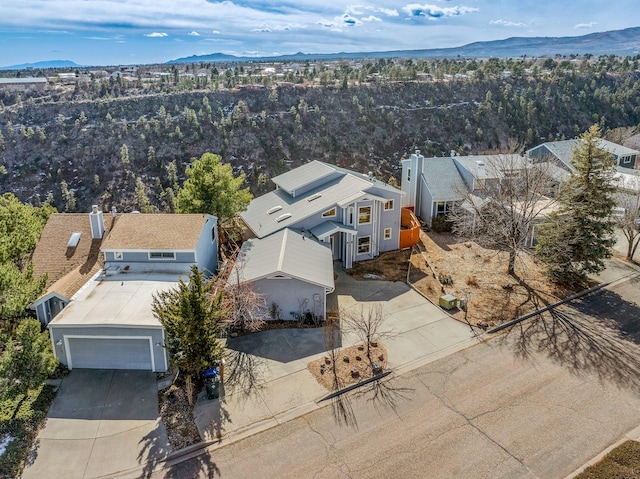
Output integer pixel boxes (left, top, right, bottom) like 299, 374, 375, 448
535, 125, 616, 283
152, 266, 225, 382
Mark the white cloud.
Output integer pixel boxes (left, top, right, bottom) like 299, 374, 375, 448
144, 32, 168, 37
490, 19, 526, 27
212, 30, 221, 34
402, 3, 478, 19
575, 21, 597, 29
252, 26, 272, 32
347, 5, 399, 17
188, 31, 200, 36
362, 15, 382, 22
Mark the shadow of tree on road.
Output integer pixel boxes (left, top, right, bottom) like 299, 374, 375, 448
330, 392, 358, 429
502, 303, 640, 392
356, 378, 415, 416
568, 282, 640, 344
144, 452, 222, 479
327, 375, 415, 430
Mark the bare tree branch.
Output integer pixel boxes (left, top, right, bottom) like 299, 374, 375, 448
448, 155, 555, 276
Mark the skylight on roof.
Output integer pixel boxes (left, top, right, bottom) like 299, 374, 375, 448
267, 205, 283, 215
275, 213, 292, 223
67, 232, 82, 248
307, 193, 322, 202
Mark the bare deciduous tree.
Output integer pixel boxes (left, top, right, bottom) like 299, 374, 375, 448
221, 251, 269, 333
613, 184, 640, 262
449, 156, 555, 276
342, 303, 388, 364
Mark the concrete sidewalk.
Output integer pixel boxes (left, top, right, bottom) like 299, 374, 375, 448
192, 270, 479, 443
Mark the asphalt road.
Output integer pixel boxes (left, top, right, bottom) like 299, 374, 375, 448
148, 278, 640, 479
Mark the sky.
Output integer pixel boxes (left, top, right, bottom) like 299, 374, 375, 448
0, 0, 638, 67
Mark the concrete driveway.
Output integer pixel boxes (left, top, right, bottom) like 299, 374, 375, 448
21, 370, 170, 479
193, 270, 478, 441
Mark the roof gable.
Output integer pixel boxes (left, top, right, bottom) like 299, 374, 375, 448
231, 229, 334, 290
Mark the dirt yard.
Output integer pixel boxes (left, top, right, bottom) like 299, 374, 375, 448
347, 249, 411, 282
346, 231, 580, 328
308, 342, 388, 391
409, 231, 584, 327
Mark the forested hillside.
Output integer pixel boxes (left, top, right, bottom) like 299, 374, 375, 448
0, 56, 639, 212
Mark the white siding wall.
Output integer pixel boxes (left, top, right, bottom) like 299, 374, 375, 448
252, 277, 326, 320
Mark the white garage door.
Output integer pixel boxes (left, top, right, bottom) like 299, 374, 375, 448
67, 337, 153, 370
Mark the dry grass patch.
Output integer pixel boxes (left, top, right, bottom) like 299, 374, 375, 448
575, 440, 640, 479
409, 231, 582, 327
308, 343, 388, 391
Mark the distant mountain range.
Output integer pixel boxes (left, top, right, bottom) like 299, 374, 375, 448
2, 27, 639, 70
169, 26, 640, 64
0, 59, 82, 71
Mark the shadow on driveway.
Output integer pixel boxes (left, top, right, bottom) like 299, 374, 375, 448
226, 327, 329, 363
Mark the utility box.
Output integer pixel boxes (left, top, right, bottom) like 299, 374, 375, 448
439, 294, 458, 310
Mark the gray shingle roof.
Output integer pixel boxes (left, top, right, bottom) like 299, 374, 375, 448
421, 157, 467, 201
230, 229, 334, 290
241, 163, 401, 238
598, 139, 639, 157
453, 154, 527, 180
528, 139, 638, 171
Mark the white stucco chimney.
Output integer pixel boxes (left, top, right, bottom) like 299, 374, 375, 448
90, 205, 105, 239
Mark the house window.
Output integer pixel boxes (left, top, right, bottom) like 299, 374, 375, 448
407, 168, 411, 182
623, 156, 631, 164
322, 207, 336, 218
358, 206, 372, 225
384, 199, 394, 211
384, 228, 392, 240
211, 227, 216, 243
357, 236, 371, 254
149, 252, 175, 260
114, 251, 123, 261
348, 206, 354, 225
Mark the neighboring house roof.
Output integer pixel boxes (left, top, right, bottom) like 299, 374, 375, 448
453, 154, 527, 180
31, 213, 114, 301
597, 139, 639, 157
421, 157, 467, 201
529, 140, 578, 171
241, 162, 402, 239
538, 162, 570, 184
528, 139, 639, 172
230, 228, 334, 291
101, 213, 211, 250
615, 171, 640, 193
